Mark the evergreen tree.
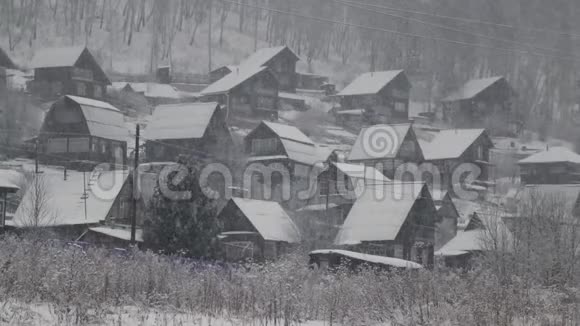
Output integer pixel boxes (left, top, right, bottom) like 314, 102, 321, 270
144, 160, 222, 257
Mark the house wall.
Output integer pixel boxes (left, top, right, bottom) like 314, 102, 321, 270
434, 198, 459, 250
265, 51, 297, 92
519, 162, 580, 185
33, 67, 106, 100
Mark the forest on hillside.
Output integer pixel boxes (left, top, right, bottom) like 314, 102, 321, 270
1, 0, 580, 139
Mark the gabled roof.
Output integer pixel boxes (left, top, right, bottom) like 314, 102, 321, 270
348, 123, 414, 161
239, 45, 299, 69
333, 162, 389, 182
145, 102, 221, 140
417, 128, 489, 161
128, 83, 182, 99
63, 96, 128, 142
518, 146, 580, 165
335, 182, 431, 245
11, 169, 129, 227
337, 70, 407, 96
228, 197, 302, 243
30, 46, 111, 84
436, 212, 512, 256
0, 47, 16, 69
262, 121, 314, 145
442, 76, 506, 102
0, 169, 20, 192
200, 66, 269, 96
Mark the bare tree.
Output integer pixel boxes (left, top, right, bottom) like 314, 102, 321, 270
16, 172, 58, 228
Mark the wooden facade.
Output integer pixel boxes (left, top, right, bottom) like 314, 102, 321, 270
250, 46, 299, 92
441, 77, 517, 136
519, 162, 580, 185
432, 191, 460, 250
39, 96, 127, 167
336, 70, 411, 130
201, 68, 280, 122
31, 47, 111, 100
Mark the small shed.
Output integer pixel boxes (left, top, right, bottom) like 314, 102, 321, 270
441, 76, 517, 136
517, 147, 580, 185
40, 95, 128, 166
144, 102, 233, 163
30, 46, 110, 99
217, 197, 302, 261
335, 70, 411, 128
335, 182, 438, 266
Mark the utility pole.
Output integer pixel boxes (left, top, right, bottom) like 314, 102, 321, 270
208, 0, 213, 74
253, 0, 258, 51
130, 124, 140, 245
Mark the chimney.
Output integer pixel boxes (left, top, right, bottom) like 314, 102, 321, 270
156, 65, 171, 84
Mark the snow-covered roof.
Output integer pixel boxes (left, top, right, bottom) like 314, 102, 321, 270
310, 249, 423, 269
436, 213, 512, 256
279, 92, 307, 102
128, 82, 182, 99
89, 226, 144, 242
11, 168, 129, 227
239, 45, 299, 69
348, 123, 413, 161
518, 146, 580, 165
297, 203, 339, 212
418, 128, 487, 160
337, 70, 406, 96
280, 139, 323, 166
145, 102, 219, 140
262, 121, 314, 145
64, 95, 128, 142
335, 182, 428, 245
333, 162, 389, 182
442, 76, 505, 102
30, 46, 86, 68
200, 66, 268, 96
229, 197, 302, 243
335, 109, 364, 116
0, 169, 20, 191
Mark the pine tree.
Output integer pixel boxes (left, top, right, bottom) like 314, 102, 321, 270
144, 161, 222, 257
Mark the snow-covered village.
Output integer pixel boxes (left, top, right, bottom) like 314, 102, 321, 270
1, 0, 580, 325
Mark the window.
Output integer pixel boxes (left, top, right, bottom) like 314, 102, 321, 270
319, 178, 329, 195
47, 138, 67, 153
475, 145, 483, 160
394, 101, 407, 113
76, 82, 87, 96
251, 138, 278, 155
101, 140, 107, 153
94, 86, 103, 98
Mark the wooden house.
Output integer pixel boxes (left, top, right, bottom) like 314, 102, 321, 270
441, 76, 518, 136
200, 66, 279, 122
217, 197, 302, 261
144, 102, 234, 163
431, 189, 460, 250
0, 170, 20, 228
436, 212, 512, 268
39, 95, 128, 167
30, 46, 111, 99
334, 182, 438, 266
518, 147, 580, 185
297, 161, 389, 247
243, 121, 328, 207
334, 70, 411, 129
348, 123, 424, 179
417, 128, 494, 193
209, 65, 237, 83
238, 46, 300, 92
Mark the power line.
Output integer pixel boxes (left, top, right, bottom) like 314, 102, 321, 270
335, 0, 580, 40
330, 0, 580, 61
223, 0, 580, 62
